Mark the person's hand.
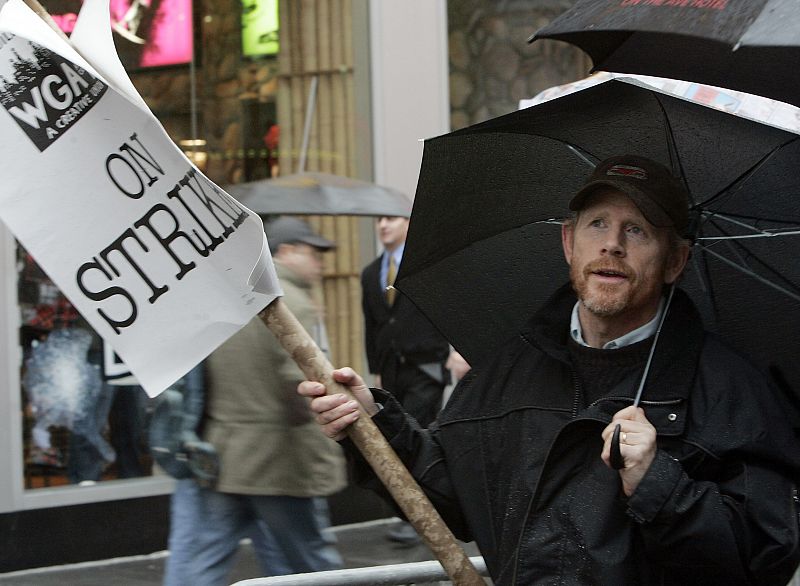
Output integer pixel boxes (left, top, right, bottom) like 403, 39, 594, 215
445, 350, 471, 381
601, 406, 657, 496
297, 367, 378, 441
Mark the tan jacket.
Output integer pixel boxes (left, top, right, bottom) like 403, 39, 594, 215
202, 263, 346, 496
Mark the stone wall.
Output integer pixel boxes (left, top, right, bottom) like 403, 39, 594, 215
448, 0, 591, 130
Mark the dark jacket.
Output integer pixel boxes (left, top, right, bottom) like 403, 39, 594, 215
356, 285, 800, 585
361, 255, 449, 374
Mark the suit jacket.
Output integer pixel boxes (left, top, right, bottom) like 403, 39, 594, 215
361, 254, 449, 376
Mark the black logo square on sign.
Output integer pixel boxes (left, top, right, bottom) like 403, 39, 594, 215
0, 38, 108, 152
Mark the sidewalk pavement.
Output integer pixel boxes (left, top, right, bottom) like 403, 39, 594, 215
0, 518, 482, 586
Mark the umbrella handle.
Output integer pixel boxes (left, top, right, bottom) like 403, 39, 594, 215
610, 423, 625, 470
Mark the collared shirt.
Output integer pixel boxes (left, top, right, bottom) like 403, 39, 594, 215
380, 242, 405, 291
570, 297, 665, 349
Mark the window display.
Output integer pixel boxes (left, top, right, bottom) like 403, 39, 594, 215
241, 0, 279, 58
47, 0, 195, 70
18, 246, 154, 488
109, 0, 194, 69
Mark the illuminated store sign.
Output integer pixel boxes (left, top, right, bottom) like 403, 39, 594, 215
242, 0, 278, 57
47, 0, 194, 69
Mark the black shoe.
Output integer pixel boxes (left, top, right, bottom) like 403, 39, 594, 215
386, 522, 421, 545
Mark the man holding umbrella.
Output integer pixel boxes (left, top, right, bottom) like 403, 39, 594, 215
299, 155, 800, 585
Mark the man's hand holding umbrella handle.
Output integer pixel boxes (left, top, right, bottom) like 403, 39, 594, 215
602, 406, 658, 497
298, 368, 379, 441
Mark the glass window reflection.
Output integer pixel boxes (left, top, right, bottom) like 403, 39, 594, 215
19, 246, 154, 488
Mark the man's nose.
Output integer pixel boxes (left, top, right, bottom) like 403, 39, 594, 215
601, 231, 625, 256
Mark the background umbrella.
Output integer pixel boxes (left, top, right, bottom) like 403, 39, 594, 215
226, 172, 412, 217
395, 78, 800, 396
530, 0, 800, 108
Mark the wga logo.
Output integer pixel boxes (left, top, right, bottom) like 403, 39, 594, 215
0, 39, 108, 152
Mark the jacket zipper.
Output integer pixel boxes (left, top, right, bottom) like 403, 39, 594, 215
511, 370, 583, 584
510, 370, 684, 583
571, 371, 583, 418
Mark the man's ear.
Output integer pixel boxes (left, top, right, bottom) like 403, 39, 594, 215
664, 242, 691, 284
561, 221, 574, 266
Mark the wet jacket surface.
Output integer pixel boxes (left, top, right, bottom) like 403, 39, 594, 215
356, 285, 800, 585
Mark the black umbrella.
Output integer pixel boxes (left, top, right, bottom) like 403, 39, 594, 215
531, 0, 800, 108
226, 172, 412, 217
395, 78, 800, 396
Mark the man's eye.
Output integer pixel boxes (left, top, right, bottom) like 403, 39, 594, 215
627, 225, 644, 236
589, 219, 604, 228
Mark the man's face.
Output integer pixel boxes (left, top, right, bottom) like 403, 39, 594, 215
376, 216, 409, 250
562, 191, 687, 324
274, 242, 325, 284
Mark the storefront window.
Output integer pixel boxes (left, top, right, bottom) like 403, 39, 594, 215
10, 0, 282, 495
18, 246, 158, 489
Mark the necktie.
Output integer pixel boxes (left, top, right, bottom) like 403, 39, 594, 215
386, 255, 397, 306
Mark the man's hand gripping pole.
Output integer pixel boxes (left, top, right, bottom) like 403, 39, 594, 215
260, 298, 485, 585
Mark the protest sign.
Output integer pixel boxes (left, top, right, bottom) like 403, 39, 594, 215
0, 0, 280, 396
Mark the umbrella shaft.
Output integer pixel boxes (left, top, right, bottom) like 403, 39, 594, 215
633, 283, 676, 407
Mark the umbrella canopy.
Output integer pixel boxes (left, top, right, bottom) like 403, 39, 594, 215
531, 0, 800, 108
226, 172, 412, 218
519, 72, 800, 135
395, 78, 800, 393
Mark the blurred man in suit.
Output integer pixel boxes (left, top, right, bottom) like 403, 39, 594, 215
361, 215, 451, 544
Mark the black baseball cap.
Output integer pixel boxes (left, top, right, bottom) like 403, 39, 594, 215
265, 217, 335, 253
569, 155, 689, 233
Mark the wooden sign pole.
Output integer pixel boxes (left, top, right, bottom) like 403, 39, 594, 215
260, 299, 484, 585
